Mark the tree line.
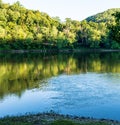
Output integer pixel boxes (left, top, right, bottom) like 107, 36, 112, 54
0, 0, 120, 50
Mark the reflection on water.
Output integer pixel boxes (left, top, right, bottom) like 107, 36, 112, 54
0, 52, 120, 120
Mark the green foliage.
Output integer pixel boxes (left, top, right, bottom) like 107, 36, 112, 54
0, 1, 119, 50
51, 120, 108, 125
86, 8, 120, 23
108, 12, 120, 47
51, 120, 75, 125
0, 116, 109, 125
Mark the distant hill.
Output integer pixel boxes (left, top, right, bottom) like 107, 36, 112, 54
0, 0, 119, 49
85, 8, 120, 23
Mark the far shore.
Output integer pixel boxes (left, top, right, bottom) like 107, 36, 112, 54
0, 49, 120, 53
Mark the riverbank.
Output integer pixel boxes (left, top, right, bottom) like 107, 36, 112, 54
0, 113, 120, 125
0, 48, 120, 53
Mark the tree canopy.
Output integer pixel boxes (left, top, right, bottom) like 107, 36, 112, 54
0, 1, 120, 50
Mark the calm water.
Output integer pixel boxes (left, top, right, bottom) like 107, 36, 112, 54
0, 52, 120, 120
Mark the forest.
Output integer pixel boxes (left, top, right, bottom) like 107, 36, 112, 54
0, 0, 120, 50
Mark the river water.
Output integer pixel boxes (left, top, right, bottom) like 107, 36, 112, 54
0, 52, 120, 120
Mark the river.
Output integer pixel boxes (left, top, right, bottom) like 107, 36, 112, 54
0, 52, 120, 120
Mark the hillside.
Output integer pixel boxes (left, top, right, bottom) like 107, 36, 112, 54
0, 1, 119, 50
86, 8, 120, 23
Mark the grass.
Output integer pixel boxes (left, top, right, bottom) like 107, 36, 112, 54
0, 119, 109, 125
51, 120, 109, 125
0, 113, 118, 125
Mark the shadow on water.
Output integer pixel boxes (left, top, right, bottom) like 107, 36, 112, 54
0, 52, 120, 100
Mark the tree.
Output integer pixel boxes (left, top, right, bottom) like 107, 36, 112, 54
0, 0, 119, 50
108, 12, 120, 48
0, 0, 3, 8
0, 26, 5, 39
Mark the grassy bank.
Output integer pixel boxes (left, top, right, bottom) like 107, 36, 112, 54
0, 113, 120, 125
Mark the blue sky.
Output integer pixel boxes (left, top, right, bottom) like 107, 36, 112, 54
3, 0, 120, 21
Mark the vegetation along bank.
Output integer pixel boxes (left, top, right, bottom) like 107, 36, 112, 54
0, 1, 120, 51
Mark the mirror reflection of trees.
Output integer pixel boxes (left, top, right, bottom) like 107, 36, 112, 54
0, 52, 120, 99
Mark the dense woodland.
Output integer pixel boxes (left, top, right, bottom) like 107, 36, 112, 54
0, 0, 120, 50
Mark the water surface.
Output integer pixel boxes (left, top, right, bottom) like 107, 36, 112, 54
0, 52, 120, 120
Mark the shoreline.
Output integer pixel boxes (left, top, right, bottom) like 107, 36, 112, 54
0, 112, 120, 125
0, 49, 120, 53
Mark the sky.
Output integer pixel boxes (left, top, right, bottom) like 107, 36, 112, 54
3, 0, 120, 21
